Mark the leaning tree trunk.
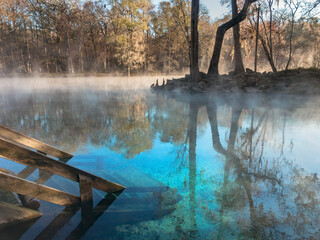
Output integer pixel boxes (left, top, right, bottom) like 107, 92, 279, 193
207, 0, 256, 76
259, 34, 277, 72
232, 0, 245, 74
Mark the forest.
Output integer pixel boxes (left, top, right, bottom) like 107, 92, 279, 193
0, 0, 319, 76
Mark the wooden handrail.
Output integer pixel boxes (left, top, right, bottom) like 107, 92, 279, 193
0, 172, 80, 206
0, 125, 73, 160
0, 125, 125, 233
0, 137, 125, 193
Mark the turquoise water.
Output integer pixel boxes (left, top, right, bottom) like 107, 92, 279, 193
0, 77, 320, 239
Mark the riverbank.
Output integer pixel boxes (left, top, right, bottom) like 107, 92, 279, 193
151, 68, 320, 94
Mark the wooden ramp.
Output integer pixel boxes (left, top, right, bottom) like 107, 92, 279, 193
0, 125, 125, 231
0, 126, 179, 239
91, 167, 179, 224
40, 166, 179, 239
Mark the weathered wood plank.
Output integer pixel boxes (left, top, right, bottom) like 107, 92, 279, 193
0, 138, 125, 193
17, 166, 36, 179
36, 169, 54, 185
35, 157, 71, 185
0, 201, 42, 229
123, 186, 168, 193
0, 172, 80, 206
0, 125, 73, 160
17, 155, 70, 182
0, 213, 39, 240
79, 174, 93, 218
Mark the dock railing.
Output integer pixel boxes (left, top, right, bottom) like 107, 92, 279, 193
0, 125, 125, 218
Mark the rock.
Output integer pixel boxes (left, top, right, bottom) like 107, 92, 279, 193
246, 68, 254, 73
199, 72, 207, 79
0, 189, 22, 207
19, 196, 41, 211
267, 72, 273, 76
244, 87, 262, 93
166, 79, 173, 85
247, 77, 258, 87
198, 81, 207, 89
231, 86, 240, 92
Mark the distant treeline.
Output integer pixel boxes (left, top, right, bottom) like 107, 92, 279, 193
0, 0, 319, 75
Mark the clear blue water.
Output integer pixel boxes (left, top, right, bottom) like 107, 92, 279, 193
0, 77, 320, 239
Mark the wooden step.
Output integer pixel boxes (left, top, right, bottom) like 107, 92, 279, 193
0, 201, 42, 229
100, 167, 169, 194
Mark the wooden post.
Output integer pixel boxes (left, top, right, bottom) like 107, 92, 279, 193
79, 174, 93, 219
254, 5, 260, 72
190, 0, 200, 82
66, 192, 122, 240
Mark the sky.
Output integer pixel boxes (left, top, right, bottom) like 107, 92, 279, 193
152, 0, 229, 20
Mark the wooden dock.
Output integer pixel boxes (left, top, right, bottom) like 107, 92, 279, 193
0, 125, 179, 239
0, 125, 125, 230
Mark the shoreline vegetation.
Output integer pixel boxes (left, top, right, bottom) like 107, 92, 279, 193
0, 1, 319, 77
151, 68, 320, 94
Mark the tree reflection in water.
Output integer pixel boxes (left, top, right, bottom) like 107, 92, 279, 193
0, 85, 320, 239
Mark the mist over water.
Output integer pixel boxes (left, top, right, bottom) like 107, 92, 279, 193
1, 77, 320, 239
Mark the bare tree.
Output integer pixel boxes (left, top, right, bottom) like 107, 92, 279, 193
285, 0, 301, 70
232, 0, 245, 74
207, 0, 256, 76
190, 0, 200, 81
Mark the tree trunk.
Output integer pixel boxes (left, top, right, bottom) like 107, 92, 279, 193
254, 6, 260, 72
286, 13, 296, 70
232, 0, 245, 74
207, 0, 256, 76
268, 2, 273, 65
190, 0, 200, 81
259, 34, 277, 72
66, 32, 74, 74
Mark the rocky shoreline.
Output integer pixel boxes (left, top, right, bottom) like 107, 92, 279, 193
151, 68, 320, 94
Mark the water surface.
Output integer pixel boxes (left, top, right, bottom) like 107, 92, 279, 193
0, 77, 320, 240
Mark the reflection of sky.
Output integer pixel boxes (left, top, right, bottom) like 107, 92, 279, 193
286, 122, 320, 174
